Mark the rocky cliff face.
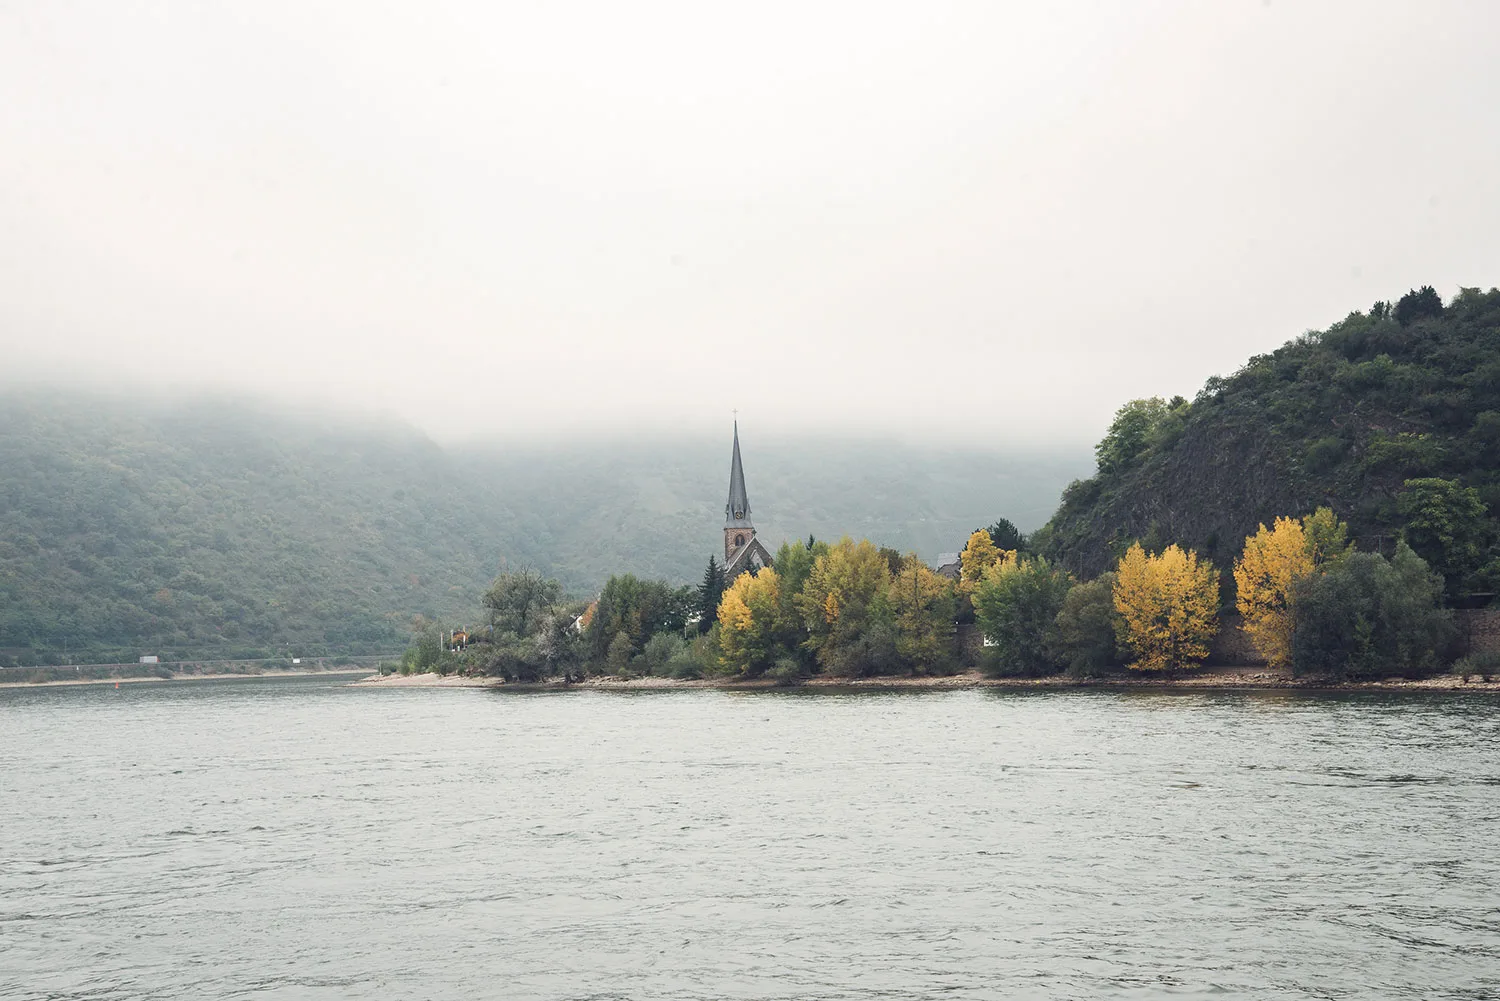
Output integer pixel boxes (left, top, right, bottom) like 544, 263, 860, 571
1039, 286, 1500, 578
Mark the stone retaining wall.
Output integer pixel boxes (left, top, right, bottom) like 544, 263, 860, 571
1456, 608, 1500, 656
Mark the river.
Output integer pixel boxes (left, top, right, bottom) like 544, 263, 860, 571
2, 675, 1497, 999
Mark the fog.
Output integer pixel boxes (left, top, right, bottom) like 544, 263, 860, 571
2, 1, 1496, 444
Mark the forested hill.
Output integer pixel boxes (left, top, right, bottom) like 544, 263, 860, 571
0, 392, 1087, 663
1038, 286, 1500, 585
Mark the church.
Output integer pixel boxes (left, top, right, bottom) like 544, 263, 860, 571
721, 421, 773, 580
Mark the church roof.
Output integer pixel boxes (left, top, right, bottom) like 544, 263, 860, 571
725, 420, 753, 528
724, 535, 772, 578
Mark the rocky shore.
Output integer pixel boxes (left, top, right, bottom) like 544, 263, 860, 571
351, 668, 1500, 693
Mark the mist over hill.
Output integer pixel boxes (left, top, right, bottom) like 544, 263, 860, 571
0, 390, 1087, 662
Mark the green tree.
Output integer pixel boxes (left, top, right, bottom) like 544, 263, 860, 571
401, 624, 444, 674
1291, 544, 1455, 679
605, 631, 635, 675
1053, 572, 1118, 677
1302, 506, 1353, 567
482, 568, 561, 637
535, 609, 585, 682
772, 538, 829, 667
972, 556, 1073, 677
1095, 397, 1169, 474
1394, 285, 1443, 326
587, 575, 682, 666
1397, 478, 1491, 598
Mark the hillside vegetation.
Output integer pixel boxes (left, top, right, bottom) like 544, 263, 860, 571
0, 392, 1085, 663
1038, 286, 1500, 595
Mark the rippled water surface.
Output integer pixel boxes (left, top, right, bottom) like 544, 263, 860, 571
3, 676, 1499, 1000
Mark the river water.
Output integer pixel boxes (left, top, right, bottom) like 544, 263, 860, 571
2, 676, 1498, 1000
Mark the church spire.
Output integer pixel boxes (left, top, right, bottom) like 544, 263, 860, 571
721, 418, 766, 575
725, 420, 752, 528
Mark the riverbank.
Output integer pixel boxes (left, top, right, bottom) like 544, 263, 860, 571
351, 668, 1500, 692
0, 669, 370, 689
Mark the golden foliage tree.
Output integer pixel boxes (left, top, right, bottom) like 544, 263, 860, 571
796, 537, 896, 675
716, 567, 783, 675
888, 555, 959, 674
1233, 517, 1314, 667
1113, 543, 1219, 672
959, 530, 1005, 594
1232, 507, 1352, 667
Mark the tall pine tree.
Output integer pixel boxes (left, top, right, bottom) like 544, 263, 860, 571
697, 556, 727, 633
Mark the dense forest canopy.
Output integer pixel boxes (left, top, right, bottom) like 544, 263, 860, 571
1039, 286, 1500, 597
0, 392, 1084, 664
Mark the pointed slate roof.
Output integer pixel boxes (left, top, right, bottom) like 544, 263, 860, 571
725, 420, 753, 528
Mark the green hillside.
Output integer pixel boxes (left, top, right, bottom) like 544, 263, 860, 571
0, 392, 1086, 663
1039, 286, 1500, 590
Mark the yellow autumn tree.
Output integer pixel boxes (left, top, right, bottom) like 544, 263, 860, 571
888, 555, 959, 674
795, 538, 895, 675
1233, 517, 1314, 667
1113, 543, 1219, 672
959, 529, 1014, 595
1233, 507, 1352, 667
717, 567, 783, 675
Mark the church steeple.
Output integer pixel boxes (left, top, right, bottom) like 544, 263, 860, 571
725, 420, 752, 528
723, 420, 759, 568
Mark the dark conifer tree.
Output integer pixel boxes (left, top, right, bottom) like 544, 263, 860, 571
697, 556, 726, 633
984, 518, 1027, 553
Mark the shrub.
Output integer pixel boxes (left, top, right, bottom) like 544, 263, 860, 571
767, 657, 805, 687
1453, 650, 1500, 683
481, 633, 548, 682
667, 627, 722, 679
640, 631, 687, 676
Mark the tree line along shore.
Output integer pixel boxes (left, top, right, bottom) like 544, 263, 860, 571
389, 287, 1500, 689
385, 507, 1496, 689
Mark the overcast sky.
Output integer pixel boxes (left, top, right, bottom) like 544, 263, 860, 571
1, 0, 1496, 444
